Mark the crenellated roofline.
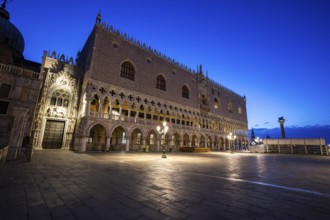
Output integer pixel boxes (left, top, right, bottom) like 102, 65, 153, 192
96, 21, 245, 99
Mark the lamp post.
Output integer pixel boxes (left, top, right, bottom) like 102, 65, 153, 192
157, 121, 169, 158
227, 132, 236, 154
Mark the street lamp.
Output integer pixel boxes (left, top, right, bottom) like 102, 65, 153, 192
157, 121, 169, 158
227, 132, 236, 153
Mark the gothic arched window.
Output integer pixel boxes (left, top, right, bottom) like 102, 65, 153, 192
182, 85, 189, 99
156, 75, 166, 91
201, 94, 207, 105
227, 102, 233, 113
214, 98, 219, 109
50, 89, 70, 108
137, 133, 142, 144
150, 134, 155, 145
90, 94, 99, 112
120, 61, 135, 81
238, 106, 242, 114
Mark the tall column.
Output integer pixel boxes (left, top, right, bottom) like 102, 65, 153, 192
7, 107, 29, 160
80, 137, 87, 152
106, 137, 111, 151
98, 99, 103, 118
320, 138, 323, 155
168, 135, 173, 151
278, 117, 286, 139
180, 139, 184, 148
156, 140, 160, 151
142, 138, 146, 152
85, 97, 91, 117
126, 138, 130, 152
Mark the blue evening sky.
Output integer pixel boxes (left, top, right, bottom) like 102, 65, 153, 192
7, 0, 330, 129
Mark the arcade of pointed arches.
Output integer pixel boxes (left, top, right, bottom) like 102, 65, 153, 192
81, 84, 248, 152
86, 123, 249, 152
86, 89, 246, 133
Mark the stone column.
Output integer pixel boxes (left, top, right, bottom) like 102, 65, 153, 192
319, 138, 323, 155
156, 140, 160, 152
168, 135, 173, 151
106, 137, 111, 151
128, 109, 131, 123
180, 139, 184, 148
7, 107, 29, 160
142, 138, 146, 152
80, 137, 88, 152
85, 97, 91, 117
109, 105, 112, 120
126, 138, 130, 152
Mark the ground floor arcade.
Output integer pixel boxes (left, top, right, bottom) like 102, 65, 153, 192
73, 119, 249, 152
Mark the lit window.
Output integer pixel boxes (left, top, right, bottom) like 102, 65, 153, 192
120, 61, 135, 80
50, 89, 70, 108
150, 134, 155, 145
63, 99, 69, 107
182, 85, 189, 99
156, 75, 166, 91
228, 102, 233, 113
161, 134, 165, 145
214, 98, 219, 109
137, 133, 141, 144
238, 106, 242, 114
90, 94, 99, 112
122, 132, 127, 144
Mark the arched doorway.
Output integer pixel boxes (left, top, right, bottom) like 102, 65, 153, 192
220, 137, 224, 151
207, 136, 211, 148
131, 128, 143, 151
172, 132, 180, 151
87, 124, 107, 151
147, 130, 157, 151
225, 138, 229, 151
111, 126, 126, 151
200, 135, 205, 147
214, 136, 219, 151
183, 133, 189, 147
192, 135, 198, 147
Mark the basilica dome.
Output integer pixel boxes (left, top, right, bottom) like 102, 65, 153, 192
0, 6, 24, 55
0, 3, 25, 64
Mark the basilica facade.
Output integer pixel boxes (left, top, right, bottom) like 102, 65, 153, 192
0, 5, 249, 157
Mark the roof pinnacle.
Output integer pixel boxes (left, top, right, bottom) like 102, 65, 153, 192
0, 0, 11, 20
96, 10, 102, 25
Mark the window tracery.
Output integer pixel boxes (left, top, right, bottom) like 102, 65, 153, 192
120, 61, 135, 80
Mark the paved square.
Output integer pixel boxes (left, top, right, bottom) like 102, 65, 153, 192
1, 151, 330, 219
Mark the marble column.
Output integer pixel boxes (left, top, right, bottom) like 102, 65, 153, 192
126, 138, 130, 152
85, 97, 91, 117
106, 137, 111, 151
142, 138, 146, 151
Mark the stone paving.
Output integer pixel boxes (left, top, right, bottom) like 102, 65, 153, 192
0, 150, 330, 220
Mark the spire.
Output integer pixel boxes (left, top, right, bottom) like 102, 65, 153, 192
1, 0, 9, 8
96, 10, 102, 25
251, 128, 255, 142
